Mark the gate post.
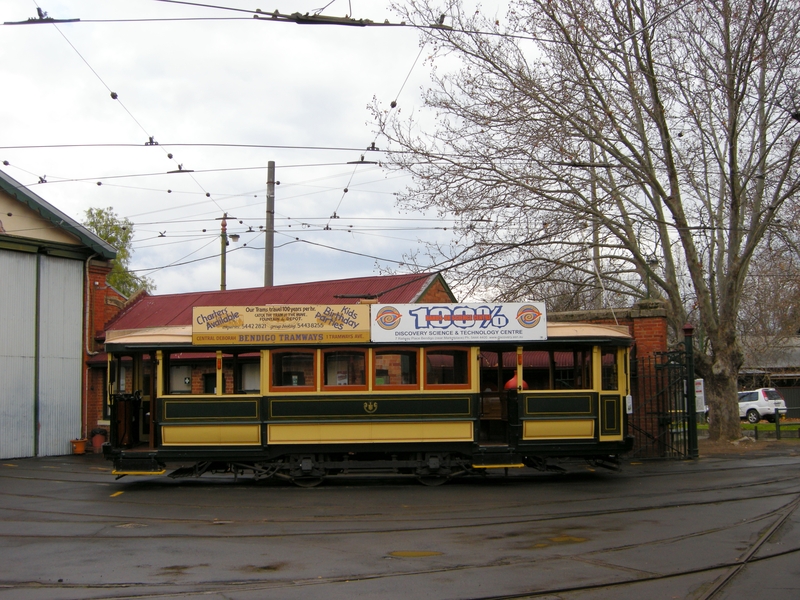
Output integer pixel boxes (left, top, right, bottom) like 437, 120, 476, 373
683, 323, 698, 459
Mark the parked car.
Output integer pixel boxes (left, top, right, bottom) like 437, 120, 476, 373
738, 388, 788, 423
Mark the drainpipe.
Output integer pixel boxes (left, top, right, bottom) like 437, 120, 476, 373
83, 254, 99, 440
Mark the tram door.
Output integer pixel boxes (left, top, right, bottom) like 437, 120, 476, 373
478, 348, 517, 444
138, 357, 152, 444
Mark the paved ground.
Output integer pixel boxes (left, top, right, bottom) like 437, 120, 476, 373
1, 442, 799, 600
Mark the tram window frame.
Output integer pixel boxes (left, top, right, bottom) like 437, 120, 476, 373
520, 347, 594, 391
553, 349, 593, 389
520, 350, 552, 390
423, 348, 471, 389
322, 348, 368, 391
236, 359, 261, 394
270, 350, 316, 392
373, 348, 419, 390
601, 348, 619, 391
163, 353, 196, 395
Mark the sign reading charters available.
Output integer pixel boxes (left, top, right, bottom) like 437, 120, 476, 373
192, 305, 371, 345
370, 303, 547, 343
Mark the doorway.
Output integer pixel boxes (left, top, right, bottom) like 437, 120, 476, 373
478, 348, 517, 444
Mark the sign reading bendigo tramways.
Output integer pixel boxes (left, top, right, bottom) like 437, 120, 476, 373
192, 305, 371, 345
371, 303, 547, 343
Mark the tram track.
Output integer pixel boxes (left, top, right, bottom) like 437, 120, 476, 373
2, 509, 798, 600
0, 477, 798, 538
2, 456, 799, 599
1, 464, 799, 534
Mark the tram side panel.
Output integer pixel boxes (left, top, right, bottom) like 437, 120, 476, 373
107, 341, 632, 475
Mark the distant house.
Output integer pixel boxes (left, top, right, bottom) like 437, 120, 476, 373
0, 169, 117, 459
739, 335, 800, 417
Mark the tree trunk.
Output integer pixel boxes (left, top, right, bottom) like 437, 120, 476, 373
702, 350, 742, 441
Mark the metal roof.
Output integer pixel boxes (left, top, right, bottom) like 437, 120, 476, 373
0, 169, 117, 259
107, 273, 450, 331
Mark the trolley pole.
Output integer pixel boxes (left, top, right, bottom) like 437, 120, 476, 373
683, 323, 698, 459
265, 161, 275, 287
220, 213, 228, 291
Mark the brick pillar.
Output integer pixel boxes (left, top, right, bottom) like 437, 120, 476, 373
630, 300, 668, 357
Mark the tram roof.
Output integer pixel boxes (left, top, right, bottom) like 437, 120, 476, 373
105, 321, 632, 350
106, 273, 452, 332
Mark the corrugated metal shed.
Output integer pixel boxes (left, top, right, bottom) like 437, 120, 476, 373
107, 273, 450, 332
0, 251, 37, 459
37, 256, 84, 457
0, 168, 117, 459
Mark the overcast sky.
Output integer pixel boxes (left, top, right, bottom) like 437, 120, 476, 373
1, 0, 474, 295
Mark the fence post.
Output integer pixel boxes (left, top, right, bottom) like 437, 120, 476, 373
683, 323, 698, 459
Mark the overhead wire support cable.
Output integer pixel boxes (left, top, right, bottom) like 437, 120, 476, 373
151, 0, 417, 28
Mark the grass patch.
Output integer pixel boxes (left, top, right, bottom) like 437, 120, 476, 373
697, 422, 800, 432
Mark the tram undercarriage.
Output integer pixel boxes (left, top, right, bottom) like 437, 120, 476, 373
105, 439, 631, 486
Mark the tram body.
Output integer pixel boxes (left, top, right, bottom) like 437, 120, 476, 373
104, 303, 633, 483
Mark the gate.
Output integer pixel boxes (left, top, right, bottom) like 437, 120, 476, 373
628, 325, 698, 459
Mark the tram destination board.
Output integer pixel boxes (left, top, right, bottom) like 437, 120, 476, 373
192, 304, 371, 345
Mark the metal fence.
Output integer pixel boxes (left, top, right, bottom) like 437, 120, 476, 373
776, 387, 800, 419
629, 346, 698, 459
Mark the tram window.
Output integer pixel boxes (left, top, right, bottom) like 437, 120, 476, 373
202, 373, 217, 394
167, 364, 192, 394
323, 350, 366, 389
425, 349, 469, 387
601, 349, 619, 390
374, 350, 418, 387
238, 362, 260, 393
521, 350, 551, 389
554, 349, 592, 389
272, 351, 315, 390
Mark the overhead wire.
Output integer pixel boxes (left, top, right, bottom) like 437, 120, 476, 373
28, 1, 228, 216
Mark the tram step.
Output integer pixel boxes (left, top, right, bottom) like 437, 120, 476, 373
471, 450, 524, 469
113, 458, 166, 477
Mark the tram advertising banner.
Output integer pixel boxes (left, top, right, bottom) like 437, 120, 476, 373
192, 305, 371, 345
371, 303, 547, 343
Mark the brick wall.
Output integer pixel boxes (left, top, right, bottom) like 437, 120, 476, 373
549, 299, 669, 357
83, 259, 127, 438
418, 276, 457, 303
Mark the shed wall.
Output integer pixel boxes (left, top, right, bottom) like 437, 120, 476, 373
0, 250, 37, 459
0, 251, 84, 459
38, 256, 84, 456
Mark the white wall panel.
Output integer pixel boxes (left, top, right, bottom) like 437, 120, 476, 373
37, 256, 84, 457
0, 250, 37, 459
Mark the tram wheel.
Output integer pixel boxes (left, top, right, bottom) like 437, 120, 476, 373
292, 476, 325, 488
416, 475, 449, 487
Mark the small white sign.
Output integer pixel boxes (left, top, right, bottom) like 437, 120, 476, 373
694, 379, 706, 412
370, 303, 547, 343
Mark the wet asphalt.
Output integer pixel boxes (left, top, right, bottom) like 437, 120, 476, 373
1, 446, 798, 600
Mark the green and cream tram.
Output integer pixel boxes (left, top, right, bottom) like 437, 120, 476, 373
104, 303, 633, 484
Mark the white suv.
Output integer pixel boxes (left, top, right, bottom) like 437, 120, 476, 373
738, 388, 788, 423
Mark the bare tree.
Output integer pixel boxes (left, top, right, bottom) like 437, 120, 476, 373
375, 0, 800, 440
737, 211, 800, 371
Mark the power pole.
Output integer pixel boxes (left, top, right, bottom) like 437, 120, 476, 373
220, 213, 228, 291
265, 161, 275, 287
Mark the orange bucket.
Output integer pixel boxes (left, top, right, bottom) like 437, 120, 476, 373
70, 439, 87, 455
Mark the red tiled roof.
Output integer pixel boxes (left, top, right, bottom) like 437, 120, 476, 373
107, 273, 448, 331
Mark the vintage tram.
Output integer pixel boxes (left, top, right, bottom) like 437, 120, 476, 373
104, 302, 633, 485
